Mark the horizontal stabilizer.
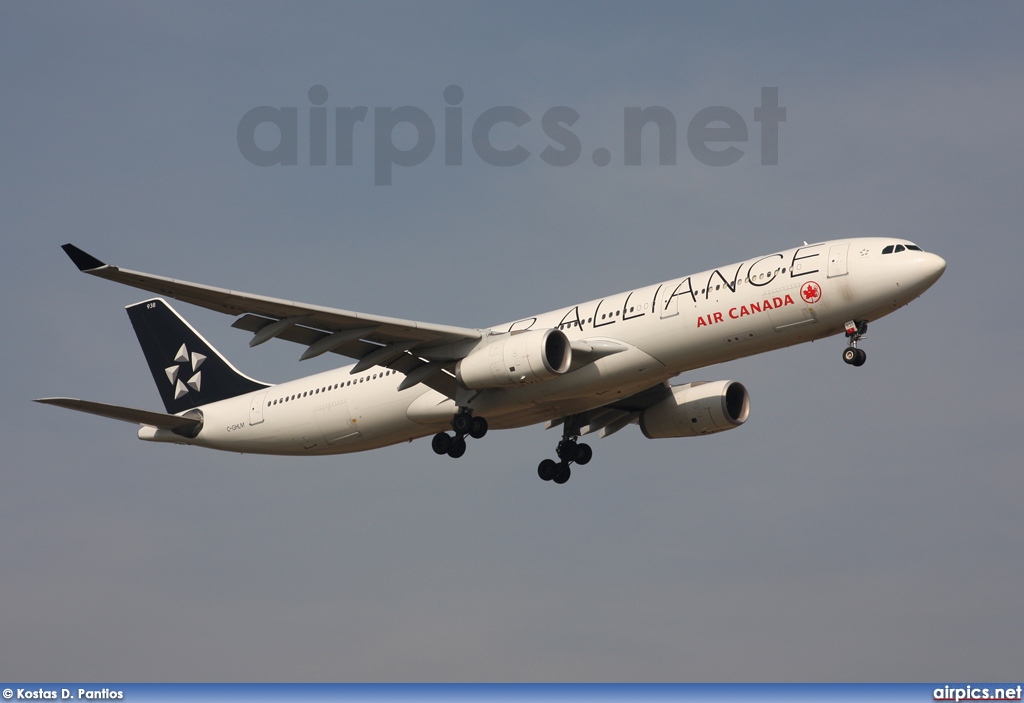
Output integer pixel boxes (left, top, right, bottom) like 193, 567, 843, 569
34, 397, 202, 431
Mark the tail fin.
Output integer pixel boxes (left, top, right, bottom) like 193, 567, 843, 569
126, 298, 270, 414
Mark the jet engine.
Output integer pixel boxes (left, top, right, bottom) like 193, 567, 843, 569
456, 329, 571, 389
639, 380, 750, 438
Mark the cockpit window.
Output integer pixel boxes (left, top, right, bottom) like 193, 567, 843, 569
883, 243, 923, 254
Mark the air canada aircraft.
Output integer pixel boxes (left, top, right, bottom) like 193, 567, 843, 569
37, 239, 945, 484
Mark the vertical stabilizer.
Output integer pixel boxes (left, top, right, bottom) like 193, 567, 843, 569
126, 299, 270, 414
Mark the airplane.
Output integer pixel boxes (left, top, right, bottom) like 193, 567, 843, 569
36, 238, 945, 484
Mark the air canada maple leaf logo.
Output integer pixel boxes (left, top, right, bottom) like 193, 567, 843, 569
165, 343, 206, 400
800, 281, 822, 305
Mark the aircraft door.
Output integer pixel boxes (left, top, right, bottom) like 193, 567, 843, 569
657, 282, 680, 319
828, 243, 850, 278
249, 391, 267, 425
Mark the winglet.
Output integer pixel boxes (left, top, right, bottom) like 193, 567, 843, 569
61, 243, 106, 271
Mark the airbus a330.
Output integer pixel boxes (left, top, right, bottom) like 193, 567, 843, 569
37, 239, 945, 484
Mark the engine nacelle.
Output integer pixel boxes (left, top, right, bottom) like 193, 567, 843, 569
639, 380, 750, 439
455, 329, 572, 389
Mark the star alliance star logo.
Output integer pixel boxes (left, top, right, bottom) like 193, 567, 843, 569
165, 344, 206, 400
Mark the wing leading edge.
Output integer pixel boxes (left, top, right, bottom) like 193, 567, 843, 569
61, 244, 481, 392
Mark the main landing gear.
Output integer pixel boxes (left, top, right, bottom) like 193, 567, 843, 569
537, 428, 593, 486
430, 408, 595, 485
431, 408, 488, 459
843, 320, 868, 367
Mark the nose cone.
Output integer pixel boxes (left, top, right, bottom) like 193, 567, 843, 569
919, 251, 947, 289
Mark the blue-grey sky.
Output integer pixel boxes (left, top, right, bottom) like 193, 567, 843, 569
2, 1, 1022, 681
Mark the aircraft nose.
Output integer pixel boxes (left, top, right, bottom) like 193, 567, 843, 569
919, 252, 947, 287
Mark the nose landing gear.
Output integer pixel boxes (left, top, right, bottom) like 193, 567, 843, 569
843, 320, 868, 367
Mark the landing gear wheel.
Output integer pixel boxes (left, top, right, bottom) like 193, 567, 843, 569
447, 438, 467, 459
844, 346, 868, 366
842, 320, 869, 367
556, 440, 580, 463
539, 415, 596, 483
431, 432, 452, 455
538, 459, 557, 481
452, 412, 473, 435
469, 416, 489, 439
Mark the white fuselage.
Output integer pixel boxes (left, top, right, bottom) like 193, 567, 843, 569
141, 237, 945, 455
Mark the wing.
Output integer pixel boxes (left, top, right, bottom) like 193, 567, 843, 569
545, 382, 672, 438
34, 397, 202, 432
62, 244, 481, 394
